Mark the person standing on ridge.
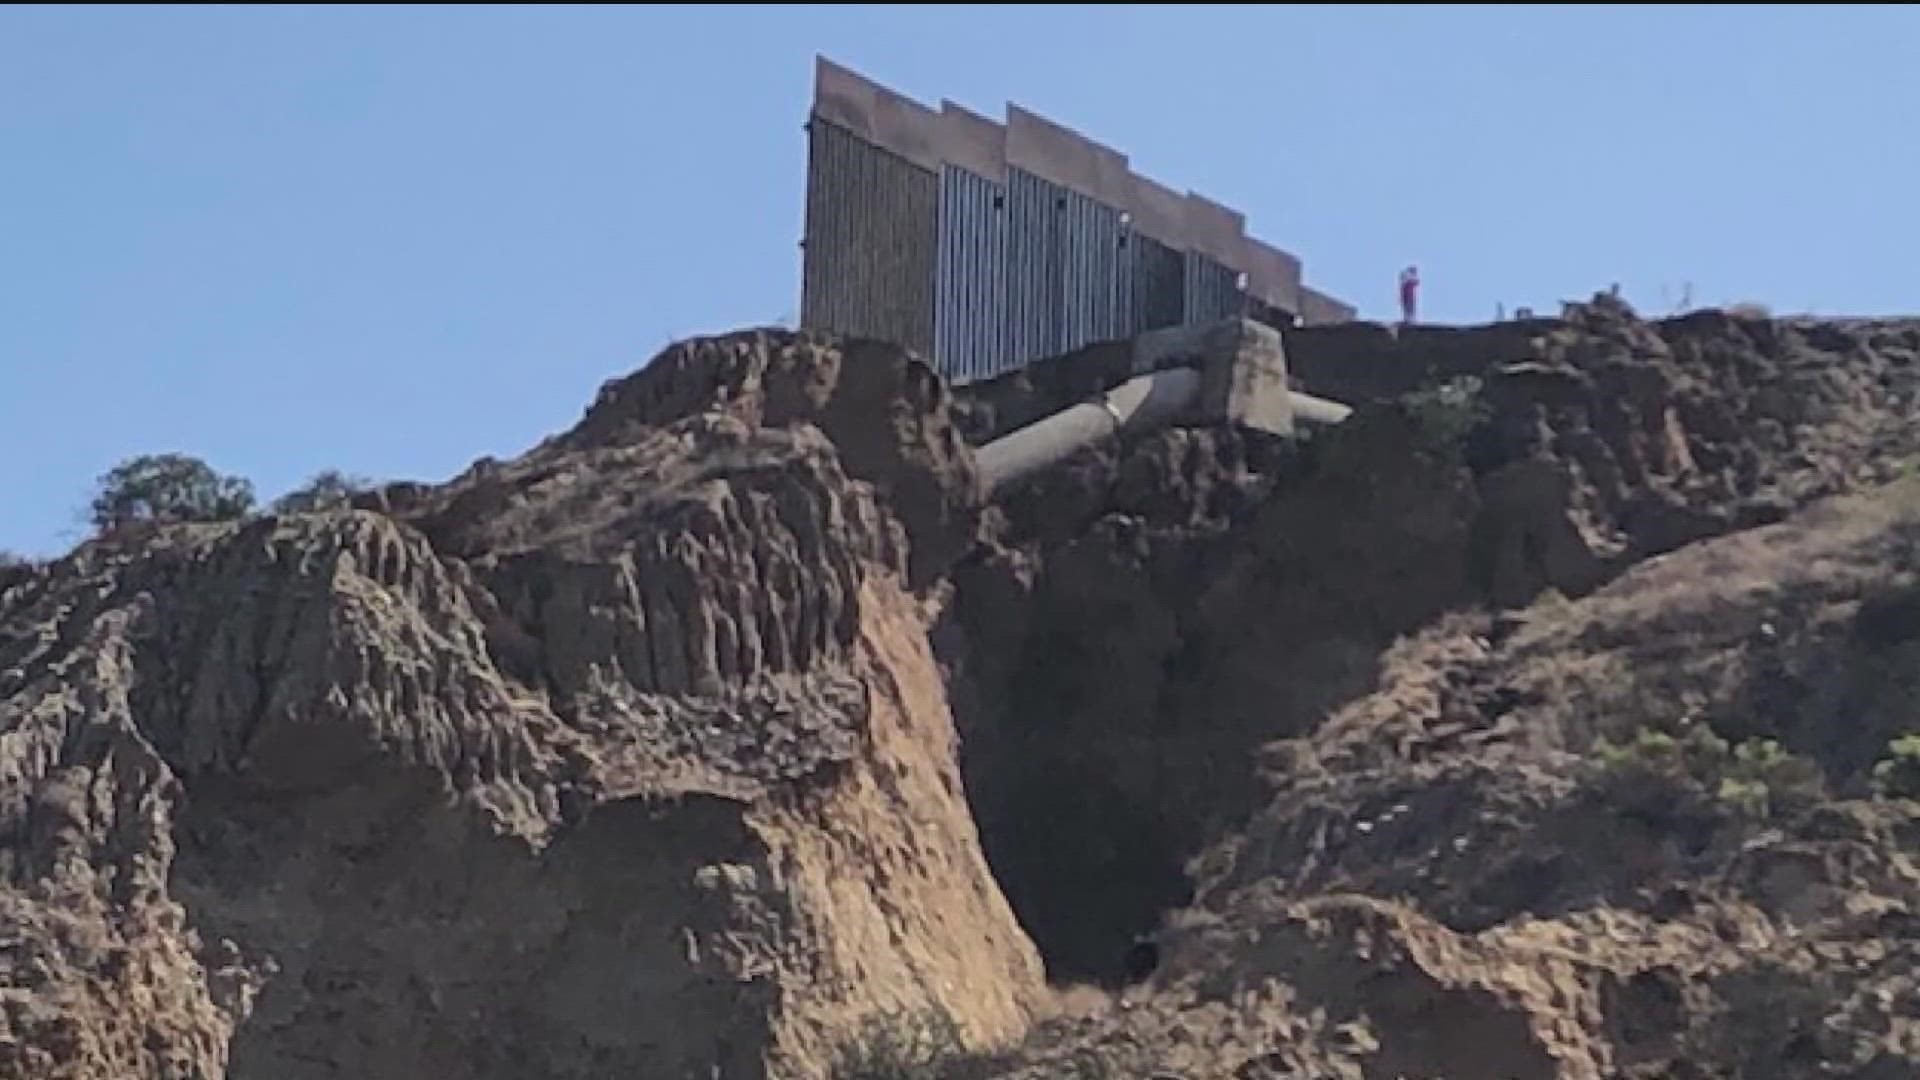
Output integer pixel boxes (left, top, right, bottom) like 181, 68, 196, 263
1399, 266, 1421, 327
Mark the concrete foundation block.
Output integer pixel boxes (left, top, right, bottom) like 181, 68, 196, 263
1131, 318, 1296, 437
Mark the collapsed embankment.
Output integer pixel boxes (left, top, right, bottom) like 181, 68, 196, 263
8, 297, 1920, 1080
939, 298, 1920, 988
0, 331, 1035, 1080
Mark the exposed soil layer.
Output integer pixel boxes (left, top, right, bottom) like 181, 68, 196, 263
11, 299, 1920, 1079
0, 332, 1037, 1080
987, 478, 1920, 1078
941, 297, 1920, 986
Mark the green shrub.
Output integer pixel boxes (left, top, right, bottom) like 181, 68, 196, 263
832, 1009, 977, 1080
272, 469, 372, 515
1871, 735, 1920, 800
1399, 376, 1490, 462
1727, 738, 1826, 817
1591, 726, 1824, 820
827, 1009, 1110, 1080
1592, 725, 1724, 777
87, 453, 255, 532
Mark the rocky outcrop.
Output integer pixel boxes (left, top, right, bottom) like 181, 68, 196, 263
1283, 316, 1551, 405
556, 329, 982, 589
0, 332, 1043, 1080
13, 298, 1920, 1080
940, 296, 1920, 986
979, 467, 1920, 1079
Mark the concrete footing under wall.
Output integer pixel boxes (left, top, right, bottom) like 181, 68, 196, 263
975, 318, 1353, 494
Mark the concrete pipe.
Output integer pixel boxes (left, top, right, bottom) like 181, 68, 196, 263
976, 366, 1203, 494
1289, 390, 1353, 427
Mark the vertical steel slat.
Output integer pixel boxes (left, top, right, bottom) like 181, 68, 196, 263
1056, 188, 1124, 351
1130, 233, 1184, 335
1114, 217, 1136, 339
1005, 168, 1063, 369
800, 119, 936, 358
1183, 252, 1202, 326
1183, 251, 1241, 326
935, 166, 959, 379
936, 164, 1010, 385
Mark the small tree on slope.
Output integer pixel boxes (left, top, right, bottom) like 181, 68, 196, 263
272, 469, 371, 515
87, 453, 256, 532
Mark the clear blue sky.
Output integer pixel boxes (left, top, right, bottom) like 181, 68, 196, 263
3, 5, 1915, 556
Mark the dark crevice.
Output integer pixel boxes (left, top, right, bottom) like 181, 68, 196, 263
968, 754, 1194, 987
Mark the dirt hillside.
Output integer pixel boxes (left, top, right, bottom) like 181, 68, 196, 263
988, 481, 1920, 1078
7, 299, 1920, 1079
0, 332, 1037, 1080
942, 299, 1920, 1078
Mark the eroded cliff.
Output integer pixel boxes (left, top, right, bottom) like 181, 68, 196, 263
0, 335, 1039, 1080
939, 298, 1920, 990
10, 297, 1920, 1080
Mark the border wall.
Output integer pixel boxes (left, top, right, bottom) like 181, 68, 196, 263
800, 56, 1357, 385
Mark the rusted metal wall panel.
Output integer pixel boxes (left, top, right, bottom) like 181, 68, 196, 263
1113, 219, 1137, 337
1183, 250, 1244, 326
801, 119, 938, 358
1058, 188, 1126, 353
1003, 167, 1064, 366
935, 164, 1011, 384
1130, 232, 1185, 335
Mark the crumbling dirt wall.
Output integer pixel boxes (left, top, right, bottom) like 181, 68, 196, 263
941, 297, 1920, 986
1282, 318, 1550, 404
13, 303, 1920, 1080
0, 330, 1044, 1080
961, 307, 1920, 1080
